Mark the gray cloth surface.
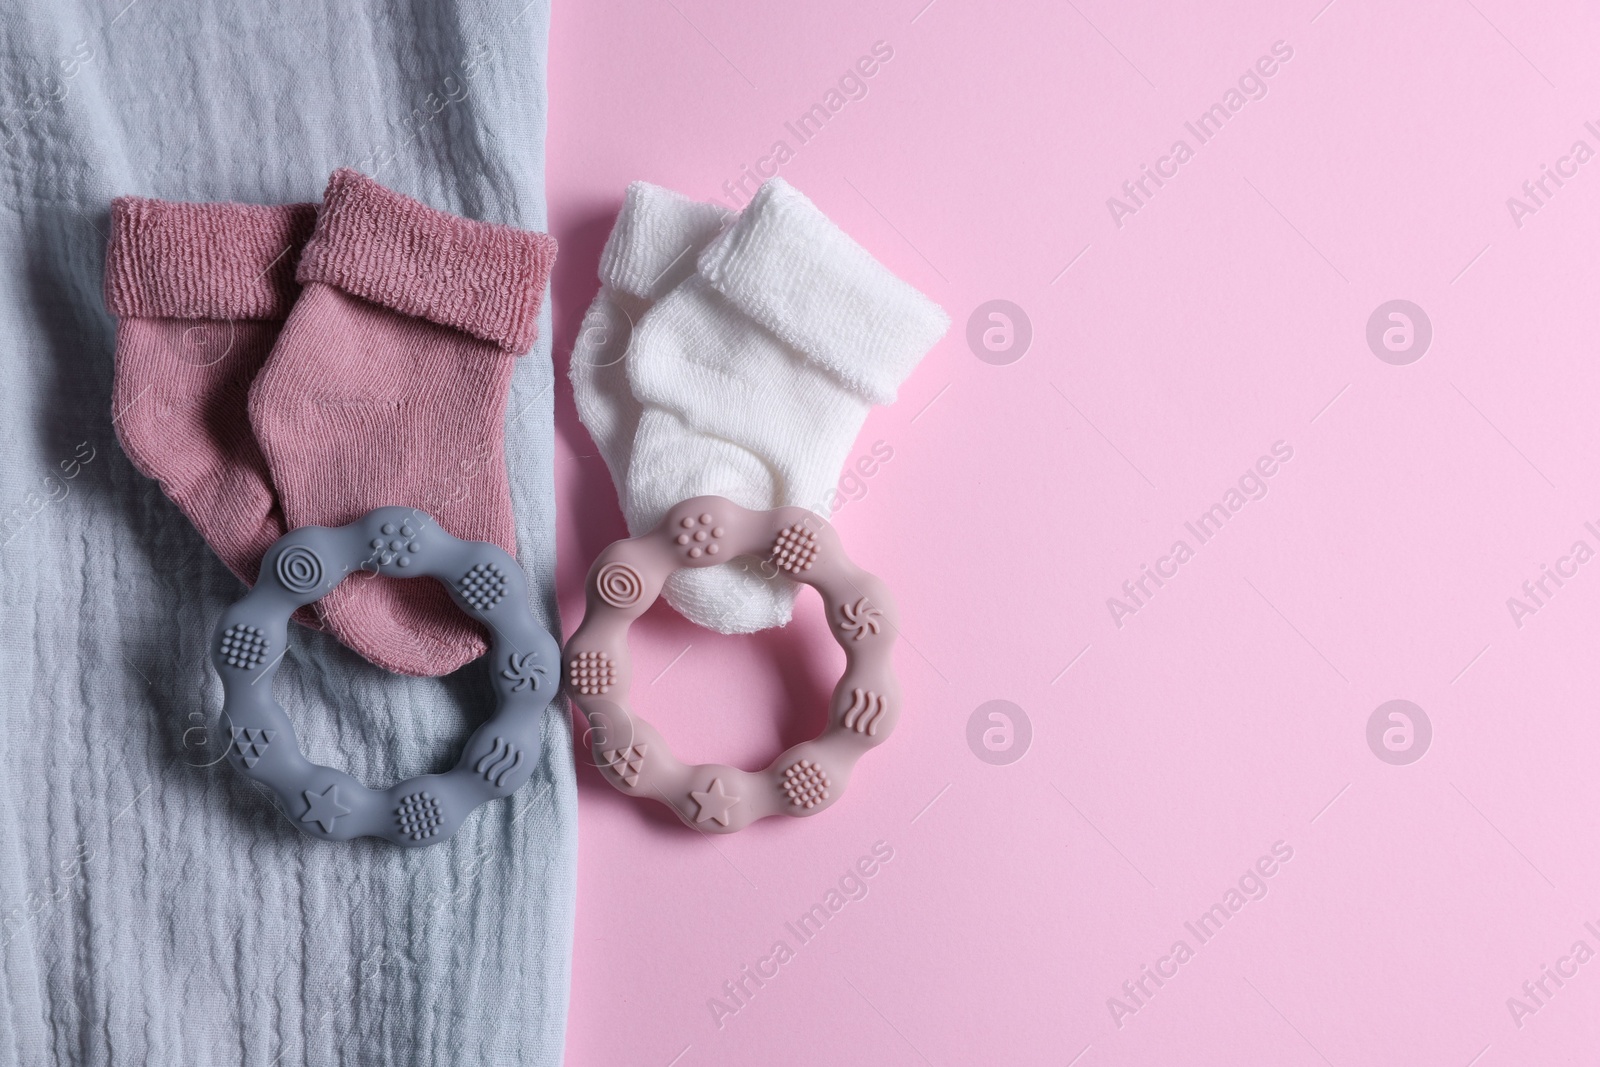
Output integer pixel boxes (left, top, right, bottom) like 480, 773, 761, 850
0, 2, 575, 1064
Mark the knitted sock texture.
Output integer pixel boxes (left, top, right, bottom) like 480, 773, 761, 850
624, 178, 949, 633
249, 169, 557, 676
105, 196, 319, 618
569, 181, 731, 510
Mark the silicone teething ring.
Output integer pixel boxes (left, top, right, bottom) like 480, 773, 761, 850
210, 507, 560, 847
565, 496, 901, 833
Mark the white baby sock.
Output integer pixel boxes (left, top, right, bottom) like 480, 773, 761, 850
569, 182, 731, 498
624, 178, 950, 633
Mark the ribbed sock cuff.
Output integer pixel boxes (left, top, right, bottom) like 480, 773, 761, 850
600, 182, 731, 303
697, 178, 948, 406
104, 197, 318, 321
298, 168, 558, 354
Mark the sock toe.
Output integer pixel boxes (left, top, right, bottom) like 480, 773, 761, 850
664, 567, 797, 634
318, 578, 487, 677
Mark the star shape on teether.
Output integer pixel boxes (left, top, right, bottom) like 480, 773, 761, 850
690, 777, 740, 826
301, 785, 350, 833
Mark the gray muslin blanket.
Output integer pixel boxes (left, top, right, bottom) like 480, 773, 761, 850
0, 2, 576, 1064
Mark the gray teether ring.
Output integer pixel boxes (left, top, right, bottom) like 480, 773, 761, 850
210, 507, 559, 847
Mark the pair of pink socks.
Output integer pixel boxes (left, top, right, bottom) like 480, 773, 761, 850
105, 169, 557, 676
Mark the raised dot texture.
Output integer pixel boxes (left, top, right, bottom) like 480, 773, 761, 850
781, 759, 831, 809
568, 650, 616, 695
771, 523, 820, 574
218, 624, 269, 670
394, 791, 445, 842
455, 562, 509, 611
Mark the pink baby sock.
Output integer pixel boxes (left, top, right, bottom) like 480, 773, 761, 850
248, 169, 557, 677
105, 196, 319, 604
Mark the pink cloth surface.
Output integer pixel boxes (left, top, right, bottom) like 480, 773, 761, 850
548, 1, 1600, 1065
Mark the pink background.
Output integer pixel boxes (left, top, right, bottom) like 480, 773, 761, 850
546, 1, 1600, 1063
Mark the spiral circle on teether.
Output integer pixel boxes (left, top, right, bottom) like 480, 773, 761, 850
596, 562, 643, 608
275, 546, 323, 593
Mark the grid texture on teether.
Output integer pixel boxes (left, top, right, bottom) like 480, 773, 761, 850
781, 759, 831, 808
568, 650, 616, 695
395, 791, 443, 841
457, 562, 508, 611
219, 624, 269, 670
770, 523, 819, 573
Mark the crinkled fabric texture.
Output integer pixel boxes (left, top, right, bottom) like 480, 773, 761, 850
0, 3, 575, 1066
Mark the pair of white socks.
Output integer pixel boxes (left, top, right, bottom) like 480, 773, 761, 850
570, 178, 949, 632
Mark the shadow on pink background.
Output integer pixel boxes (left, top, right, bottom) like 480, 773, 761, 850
546, 1, 1600, 1063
